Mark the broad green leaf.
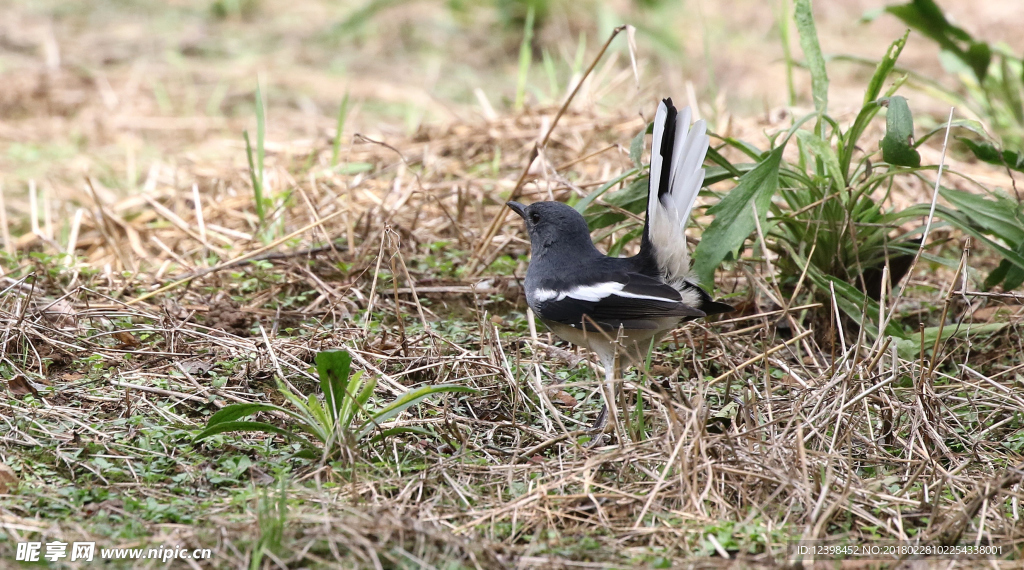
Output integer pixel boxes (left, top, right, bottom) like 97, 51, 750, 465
692, 147, 784, 286
940, 187, 1024, 244
928, 204, 1024, 272
959, 138, 1024, 173
885, 0, 990, 82
357, 385, 477, 440
841, 33, 909, 178
315, 350, 352, 423
194, 421, 307, 444
291, 449, 321, 460
984, 241, 1024, 291
895, 322, 1006, 359
880, 96, 921, 167
999, 55, 1024, 126
204, 403, 289, 427
1003, 242, 1024, 290
963, 41, 992, 84
794, 0, 829, 114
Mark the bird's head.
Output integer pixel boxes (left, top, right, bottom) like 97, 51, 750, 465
506, 200, 596, 253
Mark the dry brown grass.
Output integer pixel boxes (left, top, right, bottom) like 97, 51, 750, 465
2, 95, 1023, 567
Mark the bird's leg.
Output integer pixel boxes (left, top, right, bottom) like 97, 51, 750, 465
617, 353, 632, 440
589, 350, 629, 443
588, 359, 615, 434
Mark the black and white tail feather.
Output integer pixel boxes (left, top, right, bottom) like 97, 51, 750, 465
641, 99, 709, 293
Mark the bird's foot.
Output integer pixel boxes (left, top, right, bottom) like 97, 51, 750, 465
585, 405, 613, 448
587, 404, 608, 434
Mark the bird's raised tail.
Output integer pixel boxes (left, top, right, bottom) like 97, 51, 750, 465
641, 98, 709, 289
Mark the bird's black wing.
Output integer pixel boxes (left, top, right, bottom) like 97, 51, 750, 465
532, 272, 705, 332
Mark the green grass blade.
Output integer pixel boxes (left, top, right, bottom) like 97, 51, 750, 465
274, 385, 324, 438
915, 119, 987, 148
796, 130, 844, 187
793, 0, 829, 115
244, 130, 265, 223
863, 31, 908, 105
255, 81, 265, 189
924, 204, 1024, 271
705, 145, 745, 178
337, 372, 363, 431
304, 393, 332, 443
574, 167, 640, 215
940, 187, 1024, 244
194, 421, 306, 444
572, 31, 586, 75
542, 49, 558, 102
356, 385, 476, 440
841, 32, 909, 178
779, 0, 796, 106
514, 5, 535, 112
331, 92, 350, 166
204, 403, 290, 428
354, 371, 376, 414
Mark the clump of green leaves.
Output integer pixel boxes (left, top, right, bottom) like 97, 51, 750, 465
875, 0, 1024, 155
580, 1, 1024, 345
195, 350, 475, 460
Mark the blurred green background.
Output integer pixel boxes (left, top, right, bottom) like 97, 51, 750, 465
0, 0, 1020, 190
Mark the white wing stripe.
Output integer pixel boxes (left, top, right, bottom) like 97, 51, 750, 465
531, 282, 681, 305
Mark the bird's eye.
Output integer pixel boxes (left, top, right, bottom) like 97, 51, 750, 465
530, 212, 541, 223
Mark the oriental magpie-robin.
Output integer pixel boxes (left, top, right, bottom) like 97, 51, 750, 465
507, 98, 731, 433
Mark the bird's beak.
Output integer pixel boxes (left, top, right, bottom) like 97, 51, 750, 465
506, 201, 527, 220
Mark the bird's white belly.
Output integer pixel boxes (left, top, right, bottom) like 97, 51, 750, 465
542, 318, 679, 366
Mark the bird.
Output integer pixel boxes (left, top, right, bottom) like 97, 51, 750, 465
507, 98, 732, 435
